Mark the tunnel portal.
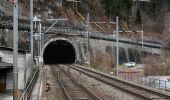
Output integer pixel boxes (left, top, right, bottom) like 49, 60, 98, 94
43, 40, 76, 64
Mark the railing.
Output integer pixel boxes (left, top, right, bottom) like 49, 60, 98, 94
62, 29, 162, 48
119, 75, 170, 91
19, 67, 39, 100
0, 16, 162, 48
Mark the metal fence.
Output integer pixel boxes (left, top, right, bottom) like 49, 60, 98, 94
62, 29, 162, 48
119, 75, 170, 91
19, 67, 39, 100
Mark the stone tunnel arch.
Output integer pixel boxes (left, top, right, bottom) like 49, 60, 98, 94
43, 38, 76, 64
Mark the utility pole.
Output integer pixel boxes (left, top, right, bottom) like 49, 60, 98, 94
87, 17, 119, 74
86, 16, 143, 77
39, 21, 42, 59
30, 0, 33, 76
87, 13, 90, 67
13, 0, 19, 100
116, 16, 119, 77
142, 24, 144, 47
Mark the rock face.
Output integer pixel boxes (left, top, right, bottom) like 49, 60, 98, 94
0, 1, 30, 50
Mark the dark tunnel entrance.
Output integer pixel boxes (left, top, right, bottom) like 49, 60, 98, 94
43, 40, 76, 64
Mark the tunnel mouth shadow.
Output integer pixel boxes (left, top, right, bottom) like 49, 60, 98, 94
43, 40, 76, 64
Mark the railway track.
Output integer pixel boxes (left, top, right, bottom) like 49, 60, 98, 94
69, 64, 170, 100
51, 65, 103, 100
41, 65, 66, 100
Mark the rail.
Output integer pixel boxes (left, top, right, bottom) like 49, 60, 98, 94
57, 70, 73, 100
51, 65, 103, 100
62, 67, 103, 100
19, 68, 39, 100
71, 64, 170, 100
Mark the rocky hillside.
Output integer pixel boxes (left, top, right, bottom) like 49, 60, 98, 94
1, 0, 170, 49
35, 0, 170, 41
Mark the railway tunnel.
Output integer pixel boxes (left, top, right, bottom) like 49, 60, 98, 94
43, 40, 76, 64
